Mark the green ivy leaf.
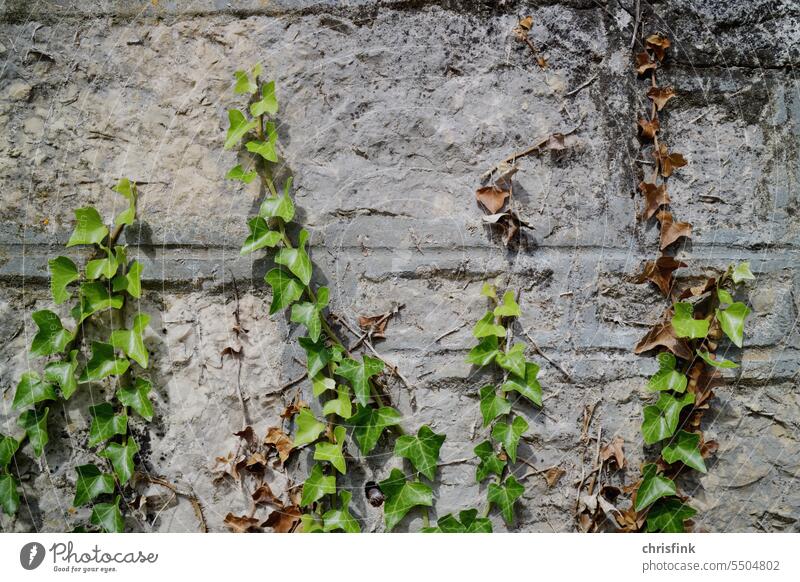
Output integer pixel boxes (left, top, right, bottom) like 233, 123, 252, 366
0, 473, 20, 516
647, 352, 688, 392
394, 425, 445, 481
635, 464, 677, 511
661, 430, 707, 473
100, 438, 139, 485
493, 290, 521, 318
79, 342, 130, 383
294, 409, 326, 448
321, 385, 352, 419
349, 405, 402, 454
472, 312, 505, 338
13, 371, 56, 410
275, 229, 312, 286
495, 343, 526, 378
322, 490, 360, 533
487, 475, 524, 524
716, 302, 750, 348
300, 513, 324, 533
671, 302, 709, 339
312, 374, 336, 397
335, 355, 384, 407
491, 415, 528, 463
88, 403, 127, 447
641, 392, 695, 445
18, 408, 49, 457
0, 435, 20, 468
479, 385, 511, 427
246, 140, 278, 163
300, 463, 336, 507
240, 216, 282, 255
259, 177, 295, 222
480, 282, 497, 299
298, 336, 331, 378
113, 178, 137, 227
110, 313, 150, 368
474, 440, 505, 482
86, 246, 120, 281
234, 67, 258, 95
291, 302, 323, 342
423, 509, 493, 533
226, 164, 257, 184
224, 109, 258, 150
30, 310, 74, 357
91, 496, 124, 532
67, 207, 108, 247
645, 498, 696, 533
49, 256, 79, 304
500, 362, 542, 406
380, 468, 433, 531
466, 335, 500, 366
314, 425, 347, 474
696, 349, 739, 369
717, 288, 734, 305
731, 261, 755, 284
112, 261, 143, 299
73, 464, 115, 506
72, 282, 124, 323
44, 349, 79, 399
250, 80, 278, 117
264, 268, 305, 314
117, 378, 154, 421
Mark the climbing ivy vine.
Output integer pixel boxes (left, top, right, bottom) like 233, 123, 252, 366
2, 180, 153, 532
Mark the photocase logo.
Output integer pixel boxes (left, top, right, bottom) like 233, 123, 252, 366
19, 542, 46, 570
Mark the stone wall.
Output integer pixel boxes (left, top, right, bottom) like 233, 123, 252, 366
1, 0, 798, 532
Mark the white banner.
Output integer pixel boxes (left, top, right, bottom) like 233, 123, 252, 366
0, 533, 797, 581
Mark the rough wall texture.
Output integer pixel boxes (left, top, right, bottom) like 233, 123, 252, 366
0, 0, 798, 532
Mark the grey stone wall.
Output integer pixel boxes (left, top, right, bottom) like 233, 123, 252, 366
0, 0, 798, 532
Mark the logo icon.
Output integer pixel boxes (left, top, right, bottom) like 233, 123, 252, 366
20, 542, 46, 570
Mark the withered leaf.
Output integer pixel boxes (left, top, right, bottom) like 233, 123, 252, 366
679, 277, 717, 300
252, 484, 281, 506
700, 438, 719, 459
494, 163, 518, 190
224, 513, 261, 533
245, 452, 268, 472
600, 436, 626, 469
647, 86, 676, 111
221, 345, 242, 358
635, 255, 686, 296
546, 133, 567, 151
262, 505, 302, 533
264, 427, 294, 464
544, 466, 565, 488
476, 185, 510, 214
657, 210, 692, 250
280, 397, 308, 420
654, 143, 687, 177
645, 34, 671, 61
634, 315, 693, 360
638, 181, 670, 220
357, 309, 395, 340
637, 116, 660, 140
234, 426, 256, 447
212, 452, 246, 483
518, 15, 533, 31
635, 51, 656, 75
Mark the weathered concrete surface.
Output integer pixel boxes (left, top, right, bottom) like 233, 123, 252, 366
0, 0, 798, 532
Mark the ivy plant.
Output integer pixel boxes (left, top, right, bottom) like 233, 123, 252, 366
2, 179, 154, 531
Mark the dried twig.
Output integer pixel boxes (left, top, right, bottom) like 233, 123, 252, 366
565, 74, 597, 97
522, 329, 574, 382
135, 473, 207, 533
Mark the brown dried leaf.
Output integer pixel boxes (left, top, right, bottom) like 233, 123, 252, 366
212, 452, 246, 483
635, 255, 686, 296
358, 315, 389, 339
679, 277, 717, 300
544, 467, 565, 488
638, 181, 670, 221
700, 438, 719, 459
280, 397, 308, 420
245, 452, 268, 473
634, 315, 693, 360
637, 116, 660, 140
654, 142, 687, 177
635, 51, 656, 75
518, 15, 533, 30
476, 185, 510, 214
647, 86, 676, 111
263, 505, 302, 533
234, 426, 256, 447
221, 345, 242, 358
494, 163, 518, 190
224, 513, 262, 533
645, 34, 671, 61
264, 427, 294, 464
252, 484, 281, 506
600, 436, 626, 469
546, 133, 567, 151
536, 55, 548, 69
657, 210, 692, 250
